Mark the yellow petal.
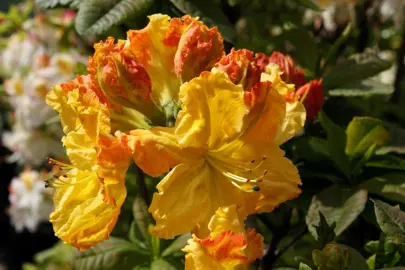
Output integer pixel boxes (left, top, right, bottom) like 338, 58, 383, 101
46, 82, 110, 139
50, 167, 126, 251
62, 130, 97, 170
274, 101, 306, 145
260, 64, 306, 145
176, 71, 249, 150
208, 205, 246, 237
125, 127, 198, 177
210, 140, 301, 214
149, 162, 245, 239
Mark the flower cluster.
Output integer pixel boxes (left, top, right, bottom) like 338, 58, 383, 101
1, 13, 85, 165
8, 168, 54, 233
45, 14, 323, 268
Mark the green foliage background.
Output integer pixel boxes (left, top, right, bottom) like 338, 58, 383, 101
1, 0, 405, 269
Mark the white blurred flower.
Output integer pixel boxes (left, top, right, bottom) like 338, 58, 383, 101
8, 169, 54, 233
380, 0, 405, 28
304, 0, 358, 31
2, 125, 63, 166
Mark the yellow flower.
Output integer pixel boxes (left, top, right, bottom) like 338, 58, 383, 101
183, 205, 263, 270
126, 69, 303, 239
46, 82, 131, 250
45, 13, 225, 249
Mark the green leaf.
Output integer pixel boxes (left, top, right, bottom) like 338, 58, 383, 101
306, 185, 368, 239
161, 233, 191, 257
319, 111, 350, 176
367, 155, 405, 171
314, 212, 336, 247
73, 237, 148, 270
323, 53, 392, 90
35, 0, 81, 9
292, 137, 330, 163
365, 173, 405, 204
373, 200, 405, 244
132, 196, 151, 241
299, 262, 313, 270
327, 77, 394, 97
294, 0, 322, 11
345, 117, 389, 158
169, 0, 236, 43
75, 0, 153, 36
151, 259, 177, 270
34, 241, 74, 265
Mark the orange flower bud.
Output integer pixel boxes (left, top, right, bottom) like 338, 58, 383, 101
175, 19, 224, 82
215, 49, 260, 90
268, 51, 297, 84
295, 79, 325, 121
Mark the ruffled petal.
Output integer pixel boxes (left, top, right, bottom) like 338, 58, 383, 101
175, 19, 224, 82
125, 127, 197, 177
149, 162, 245, 239
274, 101, 306, 145
49, 167, 126, 251
176, 71, 249, 150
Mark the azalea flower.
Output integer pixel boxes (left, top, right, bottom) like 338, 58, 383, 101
183, 205, 263, 270
45, 13, 225, 249
46, 14, 304, 250
126, 61, 304, 239
8, 169, 54, 233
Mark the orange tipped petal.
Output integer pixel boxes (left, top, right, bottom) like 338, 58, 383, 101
175, 20, 224, 82
216, 49, 260, 91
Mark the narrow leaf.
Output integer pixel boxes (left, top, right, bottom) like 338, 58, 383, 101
294, 0, 322, 11
35, 0, 81, 9
73, 237, 148, 270
365, 173, 405, 204
367, 155, 405, 171
328, 77, 394, 97
133, 196, 151, 241
298, 262, 313, 270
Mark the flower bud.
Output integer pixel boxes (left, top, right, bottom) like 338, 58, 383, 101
267, 51, 297, 84
295, 79, 324, 121
215, 49, 260, 90
88, 37, 163, 122
174, 19, 224, 82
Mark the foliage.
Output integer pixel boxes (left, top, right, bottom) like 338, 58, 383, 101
5, 0, 405, 269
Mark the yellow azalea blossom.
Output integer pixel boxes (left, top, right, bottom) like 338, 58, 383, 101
46, 83, 131, 250
45, 13, 225, 250
126, 69, 303, 239
183, 205, 263, 270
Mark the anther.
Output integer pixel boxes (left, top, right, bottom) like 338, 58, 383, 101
263, 170, 268, 175
251, 159, 255, 164
252, 185, 260, 192
262, 156, 267, 161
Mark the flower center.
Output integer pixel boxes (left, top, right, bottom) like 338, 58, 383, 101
206, 154, 267, 193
